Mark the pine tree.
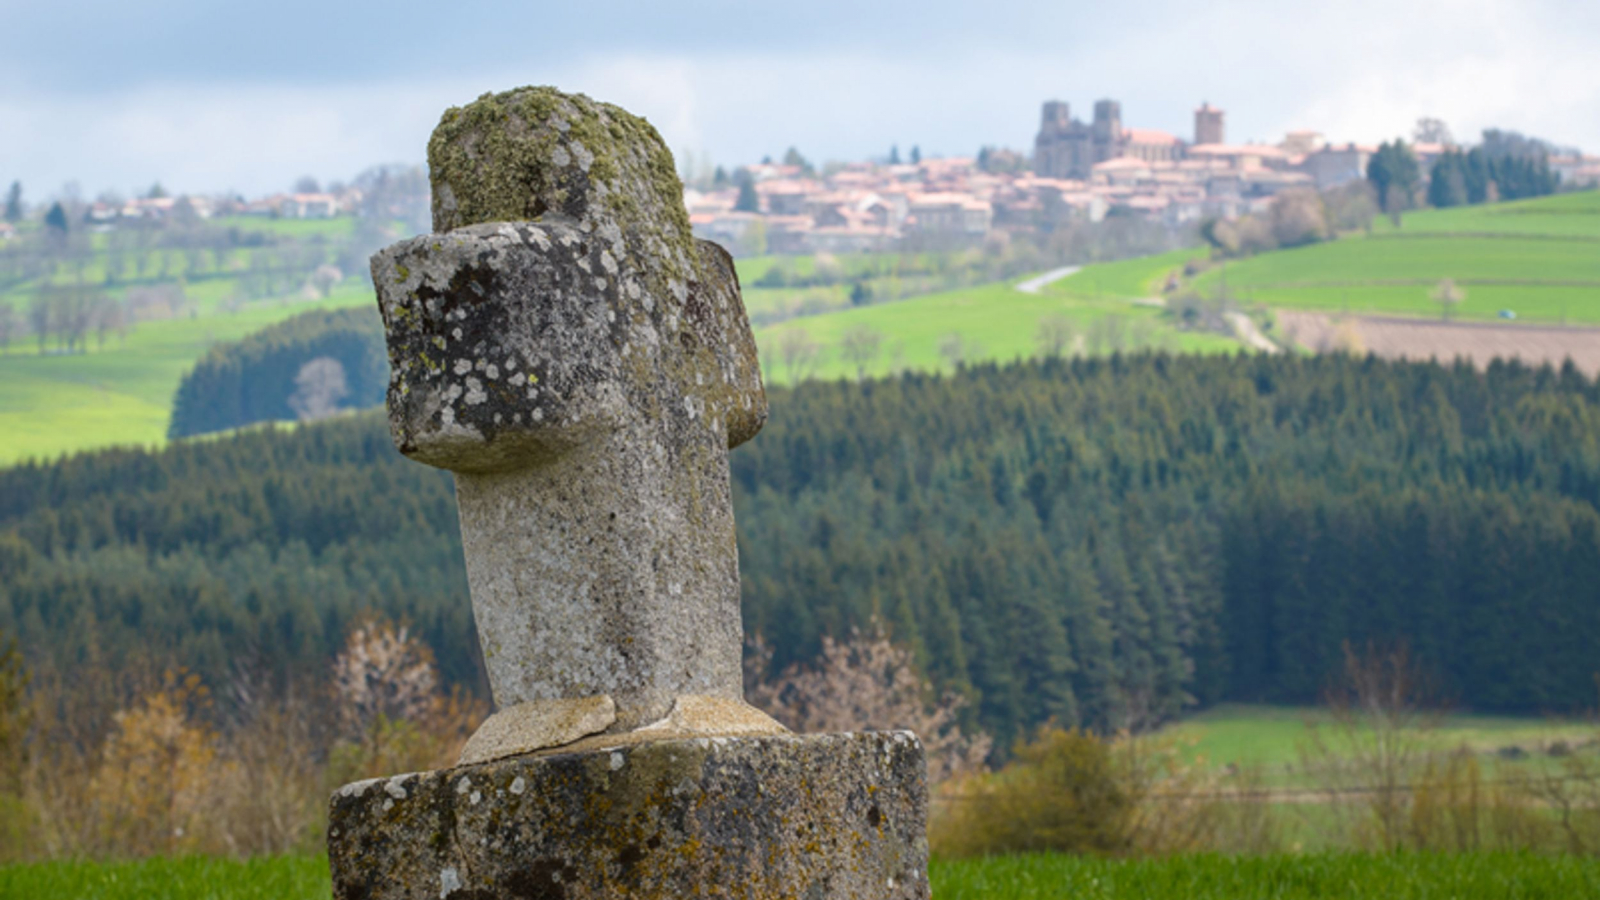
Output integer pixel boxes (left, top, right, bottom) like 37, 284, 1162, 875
2, 182, 21, 223
733, 171, 760, 213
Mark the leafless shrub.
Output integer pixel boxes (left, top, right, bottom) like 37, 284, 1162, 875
745, 625, 990, 784
288, 356, 348, 422
838, 324, 885, 380
1035, 314, 1077, 358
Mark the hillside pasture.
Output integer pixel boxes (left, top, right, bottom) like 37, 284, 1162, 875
0, 283, 372, 465
1188, 191, 1600, 327
754, 277, 1239, 385
1046, 247, 1207, 300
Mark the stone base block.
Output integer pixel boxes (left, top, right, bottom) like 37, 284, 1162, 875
328, 731, 929, 900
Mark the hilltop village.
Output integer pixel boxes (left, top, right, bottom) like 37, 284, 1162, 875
7, 98, 1595, 259
683, 99, 1599, 255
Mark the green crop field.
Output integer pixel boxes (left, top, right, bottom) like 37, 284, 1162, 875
1188, 191, 1600, 325
5, 851, 1598, 900
754, 275, 1239, 385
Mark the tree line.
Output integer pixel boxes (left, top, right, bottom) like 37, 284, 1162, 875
167, 308, 388, 438
2, 353, 1599, 751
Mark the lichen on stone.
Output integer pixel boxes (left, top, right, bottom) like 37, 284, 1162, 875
426, 86, 702, 296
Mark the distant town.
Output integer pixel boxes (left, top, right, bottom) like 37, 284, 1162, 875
3, 98, 1596, 257
684, 100, 1600, 255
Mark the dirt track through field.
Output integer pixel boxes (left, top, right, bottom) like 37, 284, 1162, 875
1279, 311, 1600, 376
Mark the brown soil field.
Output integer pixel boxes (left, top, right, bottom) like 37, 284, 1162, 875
1278, 311, 1600, 376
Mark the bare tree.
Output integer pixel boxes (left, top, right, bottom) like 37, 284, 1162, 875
937, 333, 968, 369
776, 328, 822, 382
0, 304, 16, 355
288, 357, 348, 421
1035, 314, 1077, 358
91, 298, 123, 351
1431, 279, 1465, 321
332, 618, 439, 752
28, 293, 52, 353
838, 324, 884, 380
1300, 640, 1443, 851
308, 264, 343, 299
1413, 117, 1454, 147
1268, 189, 1330, 248
1086, 314, 1130, 354
745, 625, 990, 784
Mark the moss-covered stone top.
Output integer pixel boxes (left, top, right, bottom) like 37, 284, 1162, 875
427, 86, 698, 285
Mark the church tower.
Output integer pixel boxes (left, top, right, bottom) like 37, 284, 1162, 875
1195, 102, 1225, 146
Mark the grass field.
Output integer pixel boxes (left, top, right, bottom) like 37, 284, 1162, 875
754, 274, 1239, 385
1189, 191, 1600, 325
0, 283, 371, 465
6, 851, 1598, 899
1161, 704, 1595, 776
1047, 247, 1208, 300
933, 851, 1600, 899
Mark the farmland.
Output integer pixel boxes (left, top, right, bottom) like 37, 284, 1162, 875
1188, 191, 1600, 326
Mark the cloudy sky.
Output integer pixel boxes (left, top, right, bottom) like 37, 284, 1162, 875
3, 0, 1597, 199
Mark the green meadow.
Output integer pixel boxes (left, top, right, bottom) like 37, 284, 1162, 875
0, 284, 371, 465
6, 851, 1598, 900
1189, 190, 1600, 324
1160, 704, 1595, 777
754, 275, 1238, 386
1047, 247, 1208, 300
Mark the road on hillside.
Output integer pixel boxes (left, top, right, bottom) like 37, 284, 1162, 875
1014, 266, 1081, 294
1226, 312, 1280, 353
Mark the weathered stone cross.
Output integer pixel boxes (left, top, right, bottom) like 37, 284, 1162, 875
371, 87, 780, 761
332, 87, 928, 900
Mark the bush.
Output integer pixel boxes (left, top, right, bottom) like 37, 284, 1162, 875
933, 728, 1133, 857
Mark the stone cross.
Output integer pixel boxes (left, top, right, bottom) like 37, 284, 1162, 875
371, 87, 779, 761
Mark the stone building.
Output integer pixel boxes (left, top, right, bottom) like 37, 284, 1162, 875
1195, 103, 1225, 146
1034, 99, 1183, 179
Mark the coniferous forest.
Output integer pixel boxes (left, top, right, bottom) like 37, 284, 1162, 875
4, 353, 1599, 749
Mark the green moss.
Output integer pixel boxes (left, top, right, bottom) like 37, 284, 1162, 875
426, 85, 704, 302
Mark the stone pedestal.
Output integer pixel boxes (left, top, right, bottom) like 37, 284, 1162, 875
328, 732, 930, 900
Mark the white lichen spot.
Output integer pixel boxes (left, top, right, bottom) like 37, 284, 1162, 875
439, 867, 461, 898
456, 776, 472, 795
441, 406, 457, 426
382, 798, 394, 811
453, 359, 472, 376
551, 145, 572, 168
532, 408, 545, 422
452, 327, 464, 341
609, 752, 625, 771
571, 141, 594, 172
469, 790, 482, 806
384, 779, 408, 800
464, 377, 487, 406
486, 364, 499, 380
600, 250, 618, 275
510, 775, 527, 795
606, 310, 616, 324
